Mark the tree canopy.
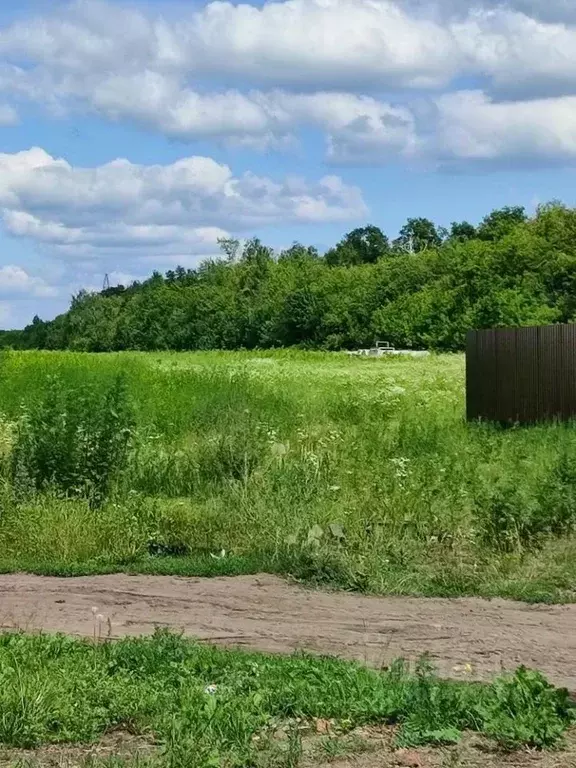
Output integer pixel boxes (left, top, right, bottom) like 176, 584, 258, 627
3, 202, 576, 353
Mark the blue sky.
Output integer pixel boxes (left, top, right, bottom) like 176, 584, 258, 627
0, 0, 576, 328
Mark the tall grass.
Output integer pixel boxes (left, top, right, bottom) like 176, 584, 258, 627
1, 349, 576, 600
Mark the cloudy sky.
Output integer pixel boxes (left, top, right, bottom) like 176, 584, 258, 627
0, 0, 576, 327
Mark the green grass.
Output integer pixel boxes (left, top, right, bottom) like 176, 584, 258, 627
0, 630, 571, 765
2, 349, 576, 601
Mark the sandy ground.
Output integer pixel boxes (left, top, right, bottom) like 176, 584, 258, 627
1, 572, 576, 690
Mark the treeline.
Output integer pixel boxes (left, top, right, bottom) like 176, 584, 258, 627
4, 202, 576, 352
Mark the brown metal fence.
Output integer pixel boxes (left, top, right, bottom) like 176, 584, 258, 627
466, 323, 576, 423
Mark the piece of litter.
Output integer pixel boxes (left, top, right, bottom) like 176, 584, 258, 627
204, 684, 218, 695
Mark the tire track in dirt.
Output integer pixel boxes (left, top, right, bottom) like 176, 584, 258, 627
1, 573, 575, 690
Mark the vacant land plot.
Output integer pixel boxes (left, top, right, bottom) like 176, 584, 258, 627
1, 349, 576, 601
2, 350, 576, 767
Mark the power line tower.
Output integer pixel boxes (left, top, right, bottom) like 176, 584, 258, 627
103, 273, 110, 292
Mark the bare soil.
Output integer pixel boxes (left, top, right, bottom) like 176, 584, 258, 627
1, 573, 576, 690
3, 727, 576, 768
302, 727, 576, 768
0, 731, 157, 768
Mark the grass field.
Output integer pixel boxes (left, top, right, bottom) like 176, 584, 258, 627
1, 348, 576, 601
2, 349, 576, 767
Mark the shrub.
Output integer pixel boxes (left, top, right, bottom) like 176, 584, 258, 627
10, 374, 133, 507
479, 666, 573, 750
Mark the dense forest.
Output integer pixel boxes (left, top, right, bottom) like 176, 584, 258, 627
3, 201, 576, 352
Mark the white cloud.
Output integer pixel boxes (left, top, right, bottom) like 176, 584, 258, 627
71, 74, 418, 159
0, 0, 461, 92
0, 0, 422, 159
2, 0, 576, 101
271, 92, 419, 163
415, 0, 576, 24
186, 0, 461, 90
454, 9, 576, 98
0, 0, 457, 162
0, 147, 367, 264
0, 0, 576, 170
0, 265, 57, 299
431, 91, 576, 165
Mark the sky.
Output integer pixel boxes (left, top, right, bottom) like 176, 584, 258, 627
0, 0, 576, 328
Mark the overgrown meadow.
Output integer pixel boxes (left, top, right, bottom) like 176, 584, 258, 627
1, 348, 576, 601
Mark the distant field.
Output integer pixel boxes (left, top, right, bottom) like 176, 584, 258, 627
1, 348, 576, 601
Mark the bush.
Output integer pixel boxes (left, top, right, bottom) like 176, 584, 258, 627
10, 374, 133, 507
479, 666, 573, 750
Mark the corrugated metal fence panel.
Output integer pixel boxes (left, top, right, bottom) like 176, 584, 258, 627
515, 325, 539, 423
538, 324, 562, 420
467, 328, 481, 421
494, 327, 517, 422
466, 323, 576, 423
562, 324, 576, 419
478, 328, 498, 421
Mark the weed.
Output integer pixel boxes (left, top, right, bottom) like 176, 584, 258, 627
395, 657, 471, 748
478, 666, 574, 750
10, 374, 133, 508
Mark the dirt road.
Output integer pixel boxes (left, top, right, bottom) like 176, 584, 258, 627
1, 572, 575, 690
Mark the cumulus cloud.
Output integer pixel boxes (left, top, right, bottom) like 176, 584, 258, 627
83, 75, 416, 158
0, 0, 461, 92
0, 0, 576, 169
272, 93, 419, 164
2, 0, 576, 99
412, 0, 576, 24
0, 147, 367, 262
185, 0, 461, 90
431, 91, 576, 166
0, 0, 426, 158
0, 265, 57, 298
454, 9, 576, 99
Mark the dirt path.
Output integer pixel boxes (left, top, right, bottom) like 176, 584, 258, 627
1, 573, 575, 690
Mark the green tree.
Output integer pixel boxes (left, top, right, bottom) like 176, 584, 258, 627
449, 221, 477, 242
325, 225, 389, 266
279, 242, 320, 262
15, 199, 576, 353
477, 206, 527, 242
393, 218, 444, 253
